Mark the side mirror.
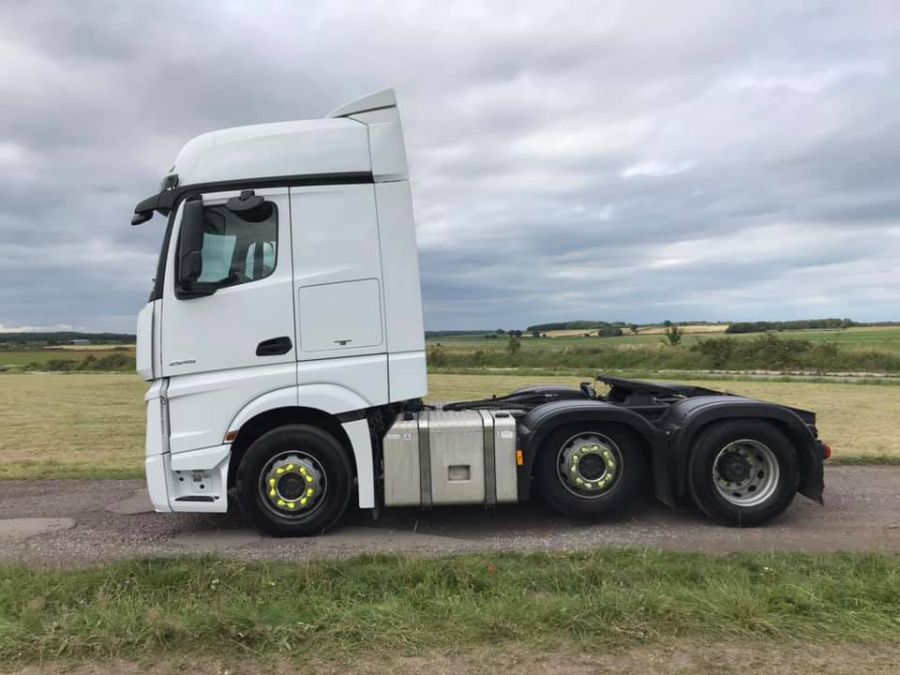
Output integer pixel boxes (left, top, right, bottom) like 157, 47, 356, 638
177, 199, 205, 288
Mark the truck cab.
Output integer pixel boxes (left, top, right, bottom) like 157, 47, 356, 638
134, 89, 825, 536
135, 89, 425, 522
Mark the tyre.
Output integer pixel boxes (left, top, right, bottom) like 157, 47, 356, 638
535, 423, 646, 519
687, 420, 799, 527
236, 424, 353, 537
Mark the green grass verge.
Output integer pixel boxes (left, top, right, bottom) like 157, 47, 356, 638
1, 552, 899, 664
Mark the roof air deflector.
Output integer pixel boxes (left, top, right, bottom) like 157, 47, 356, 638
327, 88, 397, 118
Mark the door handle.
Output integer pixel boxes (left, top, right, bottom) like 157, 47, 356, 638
256, 336, 292, 356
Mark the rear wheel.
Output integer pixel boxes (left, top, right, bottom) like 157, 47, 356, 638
535, 424, 646, 518
236, 424, 353, 537
687, 420, 798, 527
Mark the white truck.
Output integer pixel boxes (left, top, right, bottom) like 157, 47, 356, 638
133, 89, 827, 536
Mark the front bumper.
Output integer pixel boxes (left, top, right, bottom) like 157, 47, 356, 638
145, 380, 229, 514
146, 453, 171, 512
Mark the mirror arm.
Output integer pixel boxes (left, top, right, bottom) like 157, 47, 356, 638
131, 190, 179, 226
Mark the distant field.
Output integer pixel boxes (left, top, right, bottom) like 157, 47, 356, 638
636, 324, 729, 336
432, 326, 900, 352
540, 325, 729, 338
0, 347, 135, 367
0, 372, 896, 480
49, 343, 134, 351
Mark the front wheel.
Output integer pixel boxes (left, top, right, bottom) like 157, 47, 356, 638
687, 420, 799, 527
236, 424, 353, 537
535, 424, 646, 519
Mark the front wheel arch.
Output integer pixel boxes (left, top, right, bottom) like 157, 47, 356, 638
228, 406, 355, 490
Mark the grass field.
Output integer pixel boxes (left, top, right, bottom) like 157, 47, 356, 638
0, 374, 145, 479
1, 551, 898, 665
0, 372, 897, 480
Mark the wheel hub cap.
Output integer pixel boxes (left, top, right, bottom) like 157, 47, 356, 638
562, 441, 618, 492
717, 452, 752, 483
263, 456, 322, 512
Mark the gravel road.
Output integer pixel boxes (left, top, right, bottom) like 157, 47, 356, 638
1, 465, 898, 567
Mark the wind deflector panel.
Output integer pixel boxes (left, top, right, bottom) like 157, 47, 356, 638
327, 88, 397, 118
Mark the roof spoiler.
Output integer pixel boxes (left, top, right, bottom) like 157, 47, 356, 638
327, 88, 397, 118
327, 88, 408, 182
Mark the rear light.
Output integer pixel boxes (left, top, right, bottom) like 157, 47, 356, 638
823, 443, 832, 460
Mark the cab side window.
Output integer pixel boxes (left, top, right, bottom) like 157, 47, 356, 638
195, 202, 278, 288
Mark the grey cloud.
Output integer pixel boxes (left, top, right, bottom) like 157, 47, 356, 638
1, 1, 899, 331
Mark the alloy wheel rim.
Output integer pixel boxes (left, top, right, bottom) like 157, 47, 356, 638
259, 450, 326, 517
556, 433, 622, 498
712, 439, 780, 507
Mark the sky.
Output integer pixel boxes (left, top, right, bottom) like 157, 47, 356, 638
1, 1, 899, 332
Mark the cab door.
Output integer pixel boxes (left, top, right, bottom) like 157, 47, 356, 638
159, 188, 297, 455
160, 188, 295, 379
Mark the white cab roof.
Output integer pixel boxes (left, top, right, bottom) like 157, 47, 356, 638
171, 118, 369, 186
168, 89, 406, 187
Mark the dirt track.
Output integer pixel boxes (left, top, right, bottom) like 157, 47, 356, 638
1, 465, 898, 567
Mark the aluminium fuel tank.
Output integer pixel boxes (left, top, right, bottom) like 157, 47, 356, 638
383, 409, 518, 507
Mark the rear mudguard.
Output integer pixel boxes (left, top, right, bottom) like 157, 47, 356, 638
659, 396, 824, 504
517, 396, 824, 508
517, 400, 674, 506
